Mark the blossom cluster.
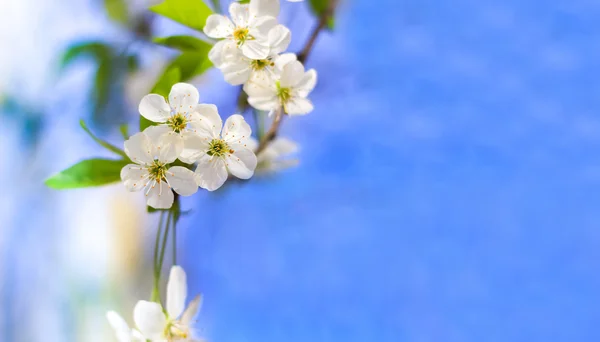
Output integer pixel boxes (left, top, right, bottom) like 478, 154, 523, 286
204, 0, 317, 115
121, 82, 257, 209
107, 266, 202, 341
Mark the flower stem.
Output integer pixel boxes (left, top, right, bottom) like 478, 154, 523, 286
172, 218, 177, 265
151, 211, 165, 302
256, 107, 283, 154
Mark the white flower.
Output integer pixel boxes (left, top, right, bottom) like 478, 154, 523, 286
121, 131, 198, 209
138, 82, 220, 163
183, 111, 257, 191
248, 137, 299, 173
218, 25, 294, 85
106, 311, 145, 342
133, 266, 203, 341
245, 60, 317, 115
204, 1, 278, 61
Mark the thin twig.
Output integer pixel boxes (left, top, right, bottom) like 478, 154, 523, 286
298, 0, 339, 63
256, 108, 284, 154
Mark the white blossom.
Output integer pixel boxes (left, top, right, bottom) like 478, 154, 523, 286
121, 131, 198, 209
245, 60, 317, 115
217, 25, 294, 85
138, 82, 220, 164
133, 266, 203, 341
204, 1, 278, 62
182, 111, 257, 191
248, 137, 299, 173
106, 311, 145, 342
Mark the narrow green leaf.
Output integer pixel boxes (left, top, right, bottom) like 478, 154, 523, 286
104, 0, 129, 24
309, 0, 335, 30
45, 158, 128, 189
119, 124, 129, 139
150, 0, 213, 31
93, 59, 112, 117
80, 119, 128, 158
153, 35, 212, 52
59, 41, 111, 71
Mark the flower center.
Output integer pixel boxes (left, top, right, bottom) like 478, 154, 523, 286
251, 59, 274, 71
207, 139, 230, 157
276, 81, 292, 103
167, 113, 188, 133
233, 27, 250, 44
164, 320, 189, 340
147, 159, 168, 183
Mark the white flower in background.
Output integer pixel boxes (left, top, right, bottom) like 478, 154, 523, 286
183, 111, 257, 191
248, 137, 299, 173
204, 1, 278, 61
218, 25, 294, 85
138, 82, 220, 163
245, 60, 317, 115
134, 266, 203, 341
106, 311, 145, 342
121, 131, 198, 209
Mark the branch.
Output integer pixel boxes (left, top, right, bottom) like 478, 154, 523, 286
255, 108, 283, 154
298, 0, 339, 63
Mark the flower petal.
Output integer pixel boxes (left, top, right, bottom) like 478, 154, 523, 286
195, 155, 228, 191
180, 130, 210, 163
241, 39, 270, 60
274, 53, 297, 74
190, 104, 222, 138
121, 164, 149, 192
280, 60, 305, 88
146, 181, 175, 209
250, 0, 280, 17
166, 265, 187, 320
247, 94, 279, 111
204, 14, 234, 38
284, 96, 313, 115
222, 61, 252, 85
169, 83, 199, 114
225, 145, 257, 179
124, 132, 154, 165
222, 114, 252, 144
180, 295, 203, 326
143, 124, 171, 143
208, 40, 237, 68
250, 16, 277, 38
166, 166, 198, 197
229, 2, 249, 27
133, 300, 167, 340
139, 94, 171, 123
106, 311, 133, 342
295, 69, 317, 97
268, 25, 291, 55
156, 131, 184, 163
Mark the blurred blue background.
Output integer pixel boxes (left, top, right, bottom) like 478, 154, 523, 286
2, 0, 600, 341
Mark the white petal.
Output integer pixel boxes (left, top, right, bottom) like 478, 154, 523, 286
190, 104, 222, 138
166, 166, 198, 197
143, 124, 171, 143
280, 60, 305, 88
121, 164, 149, 192
295, 69, 317, 97
131, 329, 145, 341
139, 94, 171, 123
250, 16, 277, 38
284, 96, 313, 115
166, 265, 187, 320
180, 130, 210, 163
146, 181, 175, 209
268, 25, 291, 55
229, 2, 249, 27
180, 295, 203, 326
246, 137, 259, 152
225, 145, 257, 179
106, 311, 133, 342
222, 114, 252, 144
155, 131, 184, 163
204, 14, 234, 38
247, 94, 279, 111
273, 53, 297, 74
169, 83, 199, 114
243, 78, 277, 97
241, 39, 270, 60
222, 61, 252, 85
208, 40, 237, 68
263, 137, 298, 159
250, 0, 280, 17
133, 301, 167, 340
124, 132, 154, 165
195, 155, 228, 191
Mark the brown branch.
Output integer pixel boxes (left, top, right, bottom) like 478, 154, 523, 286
255, 108, 284, 154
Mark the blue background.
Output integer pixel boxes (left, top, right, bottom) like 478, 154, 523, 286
2, 0, 600, 341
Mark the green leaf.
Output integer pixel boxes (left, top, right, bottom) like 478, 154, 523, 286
150, 0, 213, 31
104, 0, 129, 25
45, 158, 128, 189
93, 59, 112, 116
153, 35, 213, 52
80, 119, 128, 158
309, 0, 335, 30
59, 41, 112, 71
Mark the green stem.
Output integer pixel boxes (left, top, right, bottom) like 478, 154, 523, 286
172, 218, 177, 265
157, 211, 172, 285
151, 211, 165, 302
